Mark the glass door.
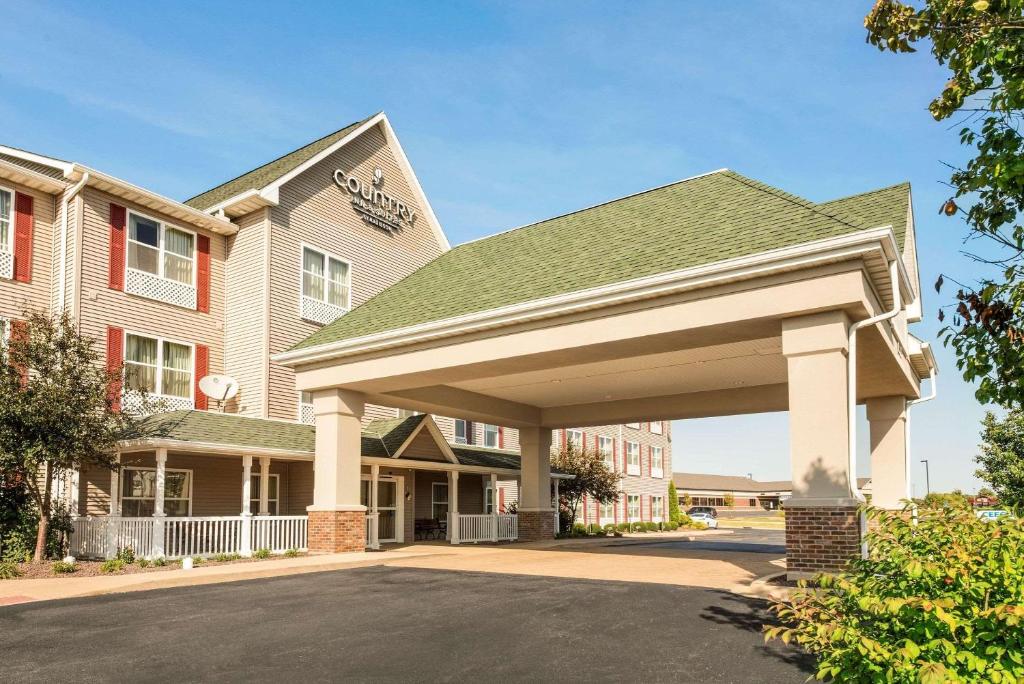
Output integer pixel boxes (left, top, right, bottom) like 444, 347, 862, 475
360, 476, 403, 543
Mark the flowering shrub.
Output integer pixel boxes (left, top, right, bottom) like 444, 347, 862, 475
765, 505, 1024, 682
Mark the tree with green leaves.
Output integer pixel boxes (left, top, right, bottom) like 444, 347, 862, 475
975, 409, 1024, 509
723, 492, 735, 507
667, 481, 682, 524
0, 310, 161, 562
550, 439, 620, 529
865, 0, 1024, 407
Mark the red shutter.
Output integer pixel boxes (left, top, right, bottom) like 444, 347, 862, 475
13, 193, 33, 282
498, 426, 504, 449
108, 204, 126, 290
194, 344, 209, 410
613, 495, 619, 524
612, 439, 617, 472
499, 487, 505, 512
649, 495, 653, 521
595, 496, 600, 523
196, 234, 211, 313
106, 326, 123, 411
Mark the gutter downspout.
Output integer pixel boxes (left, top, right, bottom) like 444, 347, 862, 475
57, 172, 89, 312
848, 259, 902, 557
906, 368, 937, 525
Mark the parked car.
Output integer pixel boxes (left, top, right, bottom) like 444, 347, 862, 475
687, 506, 718, 518
688, 512, 719, 529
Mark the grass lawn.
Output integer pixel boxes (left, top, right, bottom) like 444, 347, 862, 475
716, 511, 786, 529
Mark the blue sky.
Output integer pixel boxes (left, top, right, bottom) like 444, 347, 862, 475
0, 1, 988, 492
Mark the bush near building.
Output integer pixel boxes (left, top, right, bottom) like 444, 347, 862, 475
766, 504, 1024, 682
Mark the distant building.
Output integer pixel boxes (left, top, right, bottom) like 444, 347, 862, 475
673, 473, 872, 510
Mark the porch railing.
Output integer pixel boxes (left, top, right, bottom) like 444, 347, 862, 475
69, 515, 308, 560
455, 513, 518, 544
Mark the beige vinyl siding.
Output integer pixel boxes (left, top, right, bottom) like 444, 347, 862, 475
224, 208, 269, 416
75, 186, 226, 397
285, 461, 313, 515
0, 180, 56, 320
414, 470, 486, 519
266, 123, 446, 420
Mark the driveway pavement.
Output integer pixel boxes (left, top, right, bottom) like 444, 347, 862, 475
1, 565, 812, 683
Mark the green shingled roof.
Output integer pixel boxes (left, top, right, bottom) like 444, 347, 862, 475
817, 182, 910, 249
137, 411, 551, 472
292, 170, 909, 351
184, 114, 376, 211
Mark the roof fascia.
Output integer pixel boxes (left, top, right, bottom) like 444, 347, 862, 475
0, 159, 68, 193
0, 144, 73, 176
119, 438, 311, 460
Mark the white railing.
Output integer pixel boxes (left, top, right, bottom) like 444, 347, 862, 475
300, 295, 347, 326
0, 250, 12, 280
126, 267, 197, 309
69, 515, 308, 560
454, 514, 518, 544
365, 512, 380, 550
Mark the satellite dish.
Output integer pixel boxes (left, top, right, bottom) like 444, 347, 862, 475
198, 375, 238, 403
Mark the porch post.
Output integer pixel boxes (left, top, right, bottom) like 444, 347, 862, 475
867, 396, 910, 510
152, 448, 167, 559
240, 455, 253, 557
106, 452, 121, 559
258, 456, 271, 515
490, 473, 498, 542
308, 389, 366, 553
369, 463, 380, 550
518, 427, 554, 541
553, 477, 560, 535
782, 311, 861, 580
449, 470, 460, 544
68, 469, 80, 518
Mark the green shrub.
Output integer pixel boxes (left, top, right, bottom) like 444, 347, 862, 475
664, 521, 679, 531
678, 514, 694, 527
616, 523, 629, 533
137, 558, 150, 568
603, 524, 616, 533
100, 559, 124, 574
153, 557, 167, 567
644, 522, 657, 531
767, 505, 1024, 683
115, 547, 135, 564
690, 521, 707, 530
253, 548, 271, 559
588, 523, 602, 535
631, 523, 646, 533
0, 561, 21, 579
191, 556, 203, 565
284, 548, 300, 558
571, 523, 587, 537
593, 528, 607, 537
211, 553, 242, 562
51, 560, 76, 574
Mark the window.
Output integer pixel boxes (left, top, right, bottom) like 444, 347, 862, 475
302, 246, 351, 311
600, 500, 616, 523
650, 421, 663, 435
652, 496, 664, 522
120, 467, 191, 517
627, 494, 640, 521
566, 429, 583, 449
250, 473, 280, 515
124, 333, 193, 399
626, 422, 640, 429
626, 441, 640, 475
0, 187, 11, 254
431, 482, 448, 519
483, 424, 500, 448
598, 435, 614, 468
454, 419, 472, 445
651, 446, 664, 478
127, 211, 194, 285
484, 485, 495, 514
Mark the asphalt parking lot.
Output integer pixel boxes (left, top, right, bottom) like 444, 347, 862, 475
2, 564, 811, 683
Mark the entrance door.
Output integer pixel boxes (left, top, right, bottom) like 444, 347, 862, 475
361, 475, 404, 543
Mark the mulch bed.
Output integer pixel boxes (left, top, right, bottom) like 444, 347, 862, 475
4, 553, 308, 580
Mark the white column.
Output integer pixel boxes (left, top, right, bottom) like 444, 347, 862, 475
109, 453, 121, 516
490, 472, 498, 542
68, 469, 80, 518
240, 455, 253, 557
310, 389, 366, 511
152, 448, 167, 559
258, 456, 271, 515
867, 396, 910, 509
449, 470, 460, 544
369, 463, 380, 550
553, 478, 560, 534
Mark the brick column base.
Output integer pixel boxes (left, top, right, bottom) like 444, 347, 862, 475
518, 510, 555, 542
785, 505, 862, 580
308, 510, 365, 553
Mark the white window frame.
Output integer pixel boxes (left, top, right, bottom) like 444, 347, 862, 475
566, 429, 583, 449
599, 500, 616, 526
123, 330, 195, 403
0, 184, 13, 254
483, 424, 500, 449
650, 421, 663, 435
250, 473, 280, 516
431, 482, 449, 519
119, 466, 193, 517
626, 441, 640, 476
652, 496, 664, 523
626, 422, 640, 429
299, 243, 352, 322
627, 494, 641, 522
651, 445, 664, 478
484, 483, 495, 514
126, 209, 197, 287
598, 435, 614, 468
454, 419, 469, 445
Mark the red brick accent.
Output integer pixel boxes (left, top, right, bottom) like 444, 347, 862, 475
785, 505, 861, 576
307, 510, 366, 553
518, 510, 555, 542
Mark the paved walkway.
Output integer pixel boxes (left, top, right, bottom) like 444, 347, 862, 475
0, 530, 786, 605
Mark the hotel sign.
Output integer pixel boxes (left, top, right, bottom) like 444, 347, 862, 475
333, 167, 415, 234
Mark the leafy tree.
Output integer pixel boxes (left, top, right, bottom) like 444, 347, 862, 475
0, 310, 161, 562
550, 439, 619, 529
865, 1, 1024, 407
667, 481, 682, 524
683, 492, 692, 507
976, 486, 996, 499
919, 489, 971, 509
976, 409, 1024, 509
767, 504, 1024, 682
723, 492, 735, 507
